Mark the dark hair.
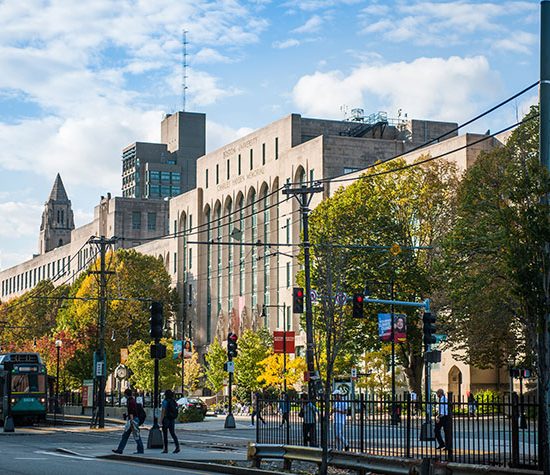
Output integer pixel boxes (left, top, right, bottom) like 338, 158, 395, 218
124, 388, 132, 397
165, 389, 174, 399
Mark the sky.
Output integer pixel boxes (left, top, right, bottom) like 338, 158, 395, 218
0, 0, 541, 270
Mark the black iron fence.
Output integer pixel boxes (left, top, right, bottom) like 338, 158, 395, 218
256, 393, 539, 470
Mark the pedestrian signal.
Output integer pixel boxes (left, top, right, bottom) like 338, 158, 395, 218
227, 332, 238, 360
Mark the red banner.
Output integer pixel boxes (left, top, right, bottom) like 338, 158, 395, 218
273, 331, 295, 354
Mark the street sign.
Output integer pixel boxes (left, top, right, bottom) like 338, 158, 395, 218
334, 381, 352, 396
273, 331, 295, 354
95, 360, 105, 377
225, 361, 235, 373
335, 292, 347, 305
310, 289, 318, 303
120, 348, 128, 364
434, 334, 447, 343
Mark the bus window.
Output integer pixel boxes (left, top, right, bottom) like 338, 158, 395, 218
11, 374, 46, 393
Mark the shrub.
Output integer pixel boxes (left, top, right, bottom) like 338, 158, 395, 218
178, 406, 205, 423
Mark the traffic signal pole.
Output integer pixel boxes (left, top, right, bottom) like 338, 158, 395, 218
283, 183, 323, 399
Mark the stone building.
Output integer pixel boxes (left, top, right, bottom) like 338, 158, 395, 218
0, 109, 507, 396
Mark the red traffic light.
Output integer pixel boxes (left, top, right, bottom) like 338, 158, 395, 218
296, 289, 303, 298
355, 295, 363, 303
228, 333, 238, 342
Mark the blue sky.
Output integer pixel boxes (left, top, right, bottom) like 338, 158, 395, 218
0, 0, 541, 270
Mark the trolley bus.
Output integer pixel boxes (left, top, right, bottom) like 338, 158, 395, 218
0, 352, 47, 424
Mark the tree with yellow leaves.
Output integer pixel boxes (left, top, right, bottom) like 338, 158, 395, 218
257, 353, 306, 392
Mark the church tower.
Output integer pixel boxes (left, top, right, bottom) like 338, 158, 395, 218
38, 174, 75, 254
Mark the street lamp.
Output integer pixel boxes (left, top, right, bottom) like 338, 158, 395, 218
54, 339, 62, 425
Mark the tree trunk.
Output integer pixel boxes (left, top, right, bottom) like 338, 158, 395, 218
404, 353, 424, 400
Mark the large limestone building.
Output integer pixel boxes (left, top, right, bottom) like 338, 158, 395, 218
0, 110, 503, 395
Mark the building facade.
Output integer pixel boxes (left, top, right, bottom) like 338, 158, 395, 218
0, 109, 504, 395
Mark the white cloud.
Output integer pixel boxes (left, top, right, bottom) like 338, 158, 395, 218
0, 201, 42, 239
273, 39, 301, 49
283, 0, 362, 12
194, 48, 234, 64
359, 1, 538, 49
292, 15, 323, 34
493, 32, 536, 55
292, 56, 500, 123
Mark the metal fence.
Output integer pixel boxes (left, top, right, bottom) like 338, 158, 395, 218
256, 393, 539, 470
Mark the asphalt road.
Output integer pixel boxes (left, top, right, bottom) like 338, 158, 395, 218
0, 421, 254, 475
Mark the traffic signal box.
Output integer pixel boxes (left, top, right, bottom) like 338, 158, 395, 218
422, 312, 436, 345
149, 301, 164, 340
292, 287, 304, 313
352, 293, 364, 318
227, 332, 238, 360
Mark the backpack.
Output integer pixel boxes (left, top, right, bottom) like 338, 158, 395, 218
137, 404, 147, 426
167, 398, 179, 420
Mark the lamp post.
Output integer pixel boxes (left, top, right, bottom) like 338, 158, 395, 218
54, 339, 62, 425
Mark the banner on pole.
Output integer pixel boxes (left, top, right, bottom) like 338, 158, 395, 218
273, 331, 295, 354
378, 313, 407, 343
173, 340, 182, 359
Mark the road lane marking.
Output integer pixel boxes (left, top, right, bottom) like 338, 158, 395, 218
34, 450, 95, 461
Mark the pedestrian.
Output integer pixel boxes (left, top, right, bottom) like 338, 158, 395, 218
300, 393, 318, 446
331, 390, 349, 451
250, 391, 266, 427
112, 388, 144, 454
467, 391, 477, 416
435, 388, 450, 450
161, 389, 180, 454
279, 392, 290, 427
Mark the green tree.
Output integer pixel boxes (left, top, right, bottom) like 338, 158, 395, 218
235, 328, 272, 400
440, 106, 549, 374
126, 339, 181, 391
308, 158, 459, 396
204, 337, 226, 395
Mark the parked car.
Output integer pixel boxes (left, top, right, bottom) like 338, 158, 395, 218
176, 397, 207, 416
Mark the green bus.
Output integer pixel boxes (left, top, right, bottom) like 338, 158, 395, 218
0, 352, 47, 424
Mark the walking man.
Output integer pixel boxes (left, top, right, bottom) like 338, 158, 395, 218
332, 390, 349, 451
435, 388, 450, 450
112, 388, 144, 454
301, 393, 318, 446
250, 391, 266, 427
279, 392, 290, 427
161, 389, 180, 454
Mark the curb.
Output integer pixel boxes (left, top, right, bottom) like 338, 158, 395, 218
99, 454, 287, 475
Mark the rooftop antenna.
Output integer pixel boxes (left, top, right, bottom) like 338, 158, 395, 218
182, 29, 189, 112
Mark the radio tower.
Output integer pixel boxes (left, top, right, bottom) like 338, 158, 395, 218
182, 29, 188, 112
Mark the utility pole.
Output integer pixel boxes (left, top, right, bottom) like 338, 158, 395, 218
282, 182, 323, 399
89, 235, 116, 429
539, 2, 550, 473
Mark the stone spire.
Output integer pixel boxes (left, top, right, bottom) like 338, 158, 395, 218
48, 173, 69, 202
38, 174, 75, 254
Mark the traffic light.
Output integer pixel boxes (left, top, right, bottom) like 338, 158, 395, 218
352, 293, 364, 318
149, 301, 164, 340
293, 287, 304, 313
227, 332, 238, 360
422, 312, 436, 345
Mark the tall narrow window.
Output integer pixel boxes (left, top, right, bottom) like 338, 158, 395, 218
205, 169, 209, 188
250, 149, 253, 170
216, 164, 219, 184
173, 252, 177, 274
132, 211, 141, 230
189, 248, 192, 269
238, 154, 241, 175
227, 159, 230, 180
275, 137, 279, 160
262, 143, 266, 165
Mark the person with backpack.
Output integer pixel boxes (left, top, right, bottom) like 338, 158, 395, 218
136, 394, 147, 426
112, 388, 144, 454
161, 389, 180, 454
